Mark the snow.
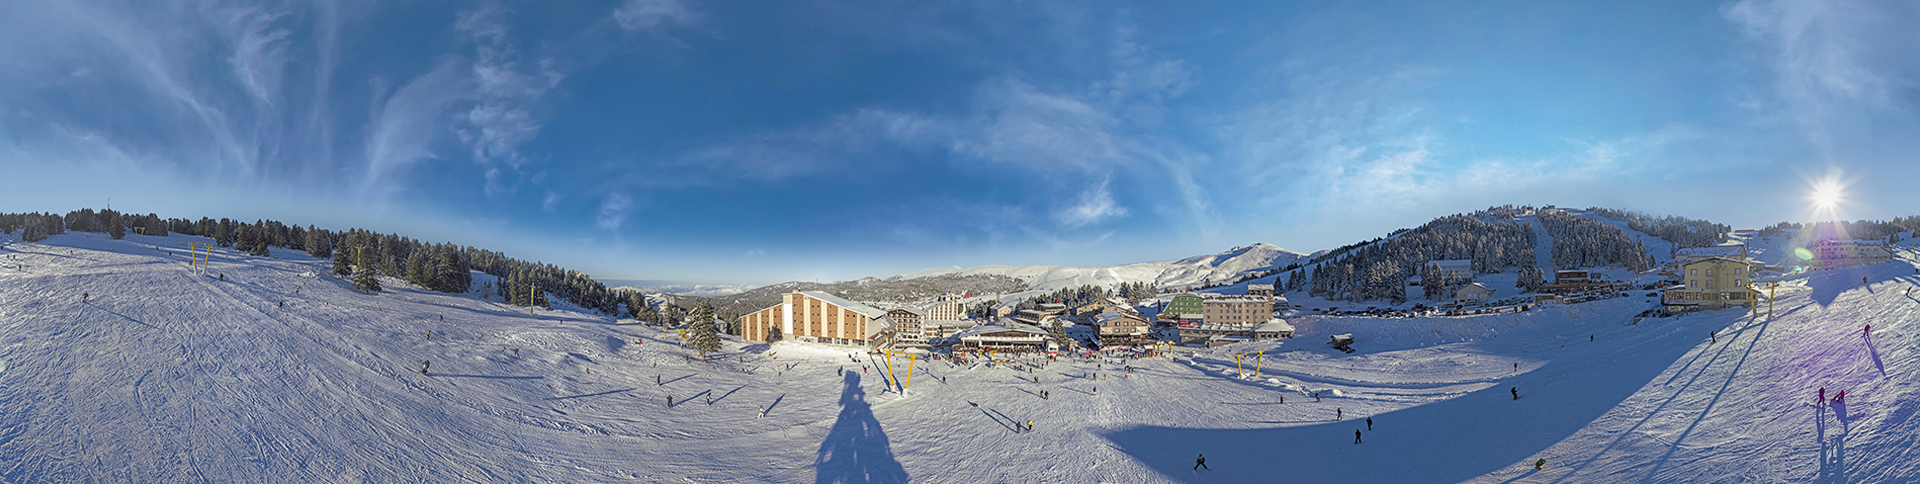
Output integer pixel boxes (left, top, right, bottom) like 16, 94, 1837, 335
3, 231, 1919, 482
899, 242, 1307, 295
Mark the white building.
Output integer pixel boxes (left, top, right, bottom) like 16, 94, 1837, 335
1454, 282, 1494, 305
1812, 239, 1892, 270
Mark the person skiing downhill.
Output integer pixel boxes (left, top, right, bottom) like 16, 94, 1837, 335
1819, 388, 1826, 406
1194, 454, 1209, 470
1511, 387, 1519, 400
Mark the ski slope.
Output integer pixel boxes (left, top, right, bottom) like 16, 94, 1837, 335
1, 232, 1917, 483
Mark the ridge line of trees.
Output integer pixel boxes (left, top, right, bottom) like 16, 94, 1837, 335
1, 208, 626, 317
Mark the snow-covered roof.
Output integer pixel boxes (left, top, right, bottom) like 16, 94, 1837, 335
1676, 245, 1746, 257
1094, 311, 1147, 325
1683, 257, 1751, 267
796, 291, 888, 319
1457, 282, 1492, 293
954, 324, 1050, 340
1248, 284, 1273, 290
1255, 319, 1294, 333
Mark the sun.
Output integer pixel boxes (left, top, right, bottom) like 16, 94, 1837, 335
1810, 180, 1842, 209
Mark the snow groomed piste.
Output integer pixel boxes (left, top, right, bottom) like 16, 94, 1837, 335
2, 231, 1917, 482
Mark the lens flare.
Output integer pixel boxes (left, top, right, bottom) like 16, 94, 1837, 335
1794, 247, 1814, 260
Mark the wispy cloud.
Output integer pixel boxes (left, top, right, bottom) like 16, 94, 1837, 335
596, 193, 632, 231
455, 4, 564, 196
363, 61, 470, 199
1724, 0, 1918, 153
614, 0, 693, 31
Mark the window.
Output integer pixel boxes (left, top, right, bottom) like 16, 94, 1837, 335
1690, 269, 1697, 276
1734, 268, 1743, 275
1706, 280, 1714, 289
1706, 269, 1714, 277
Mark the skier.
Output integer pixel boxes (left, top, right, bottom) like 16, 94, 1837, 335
1819, 388, 1826, 406
1355, 429, 1362, 444
1535, 458, 1546, 470
1314, 392, 1321, 403
1194, 454, 1210, 471
420, 361, 431, 375
1514, 362, 1519, 372
1865, 325, 1871, 338
1511, 387, 1519, 400
1026, 420, 1034, 433
1337, 408, 1343, 420
1711, 331, 1717, 343
1835, 390, 1845, 402
1367, 417, 1373, 431
82, 292, 89, 302
668, 395, 675, 407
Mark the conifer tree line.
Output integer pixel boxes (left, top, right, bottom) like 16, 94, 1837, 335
1586, 207, 1729, 248
0, 208, 629, 317
1537, 211, 1654, 272
1012, 282, 1156, 313
1759, 218, 1920, 243
1288, 210, 1539, 303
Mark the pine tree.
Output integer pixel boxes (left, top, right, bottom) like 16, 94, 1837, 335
331, 245, 353, 278
351, 243, 381, 292
108, 211, 126, 239
307, 227, 331, 259
685, 301, 722, 357
405, 250, 429, 287
1049, 319, 1072, 348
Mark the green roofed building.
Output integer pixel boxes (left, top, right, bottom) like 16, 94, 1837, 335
1164, 294, 1204, 319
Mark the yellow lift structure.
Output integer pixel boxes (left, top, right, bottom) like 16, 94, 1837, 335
1233, 350, 1266, 380
882, 350, 919, 392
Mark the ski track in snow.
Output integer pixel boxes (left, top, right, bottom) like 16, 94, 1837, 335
0, 232, 1918, 482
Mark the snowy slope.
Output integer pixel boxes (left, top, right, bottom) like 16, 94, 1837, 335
2, 231, 1918, 483
899, 242, 1308, 293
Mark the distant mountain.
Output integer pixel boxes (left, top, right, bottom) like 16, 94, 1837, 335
610, 283, 759, 298
896, 242, 1310, 294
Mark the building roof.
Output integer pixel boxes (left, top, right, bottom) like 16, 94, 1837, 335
1683, 257, 1752, 267
1248, 284, 1273, 290
796, 291, 888, 319
955, 324, 1051, 340
1677, 245, 1746, 257
1457, 282, 1493, 293
1094, 311, 1147, 325
1255, 319, 1294, 333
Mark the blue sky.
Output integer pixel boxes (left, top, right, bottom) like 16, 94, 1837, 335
2, 0, 1917, 285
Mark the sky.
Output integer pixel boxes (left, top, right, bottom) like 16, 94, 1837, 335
2, 0, 1916, 286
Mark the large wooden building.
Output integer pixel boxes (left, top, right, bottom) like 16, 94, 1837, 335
739, 291, 893, 347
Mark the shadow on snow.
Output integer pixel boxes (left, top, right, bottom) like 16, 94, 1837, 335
813, 372, 909, 484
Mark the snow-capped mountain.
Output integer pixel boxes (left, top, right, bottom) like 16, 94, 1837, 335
896, 242, 1309, 293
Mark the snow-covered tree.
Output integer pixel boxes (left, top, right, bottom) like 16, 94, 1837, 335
685, 301, 721, 357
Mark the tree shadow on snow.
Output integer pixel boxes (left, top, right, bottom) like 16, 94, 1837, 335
813, 372, 909, 484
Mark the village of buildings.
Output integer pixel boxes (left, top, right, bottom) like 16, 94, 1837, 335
724, 231, 1900, 357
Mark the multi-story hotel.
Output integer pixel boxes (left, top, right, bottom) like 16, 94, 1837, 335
1201, 297, 1270, 327
738, 291, 893, 346
1811, 239, 1892, 270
